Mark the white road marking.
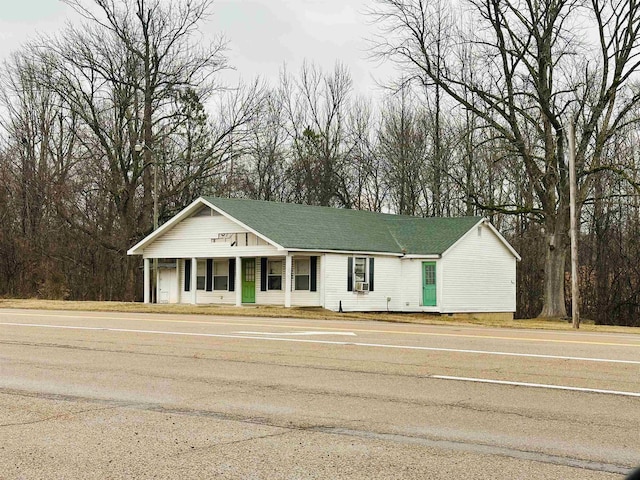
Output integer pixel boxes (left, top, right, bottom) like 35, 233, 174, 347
236, 331, 357, 336
1, 322, 639, 367
431, 375, 640, 398
1, 310, 639, 347
3, 321, 639, 398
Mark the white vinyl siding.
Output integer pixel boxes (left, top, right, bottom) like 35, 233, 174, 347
291, 256, 321, 307
322, 238, 515, 313
397, 259, 442, 312
439, 223, 516, 312
143, 215, 279, 258
178, 259, 235, 305
323, 254, 402, 312
175, 255, 319, 307
254, 256, 321, 306
255, 258, 284, 305
141, 203, 516, 313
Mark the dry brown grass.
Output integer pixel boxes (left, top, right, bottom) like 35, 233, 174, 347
1, 298, 638, 334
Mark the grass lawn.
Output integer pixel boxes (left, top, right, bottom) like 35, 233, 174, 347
0, 298, 637, 334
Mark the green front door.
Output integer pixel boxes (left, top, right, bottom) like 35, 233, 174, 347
242, 258, 256, 303
422, 262, 437, 306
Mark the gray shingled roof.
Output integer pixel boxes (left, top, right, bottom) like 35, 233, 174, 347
204, 197, 482, 255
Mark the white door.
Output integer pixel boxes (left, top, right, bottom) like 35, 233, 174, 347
158, 268, 177, 304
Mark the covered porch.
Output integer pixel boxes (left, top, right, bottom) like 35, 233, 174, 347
143, 254, 321, 307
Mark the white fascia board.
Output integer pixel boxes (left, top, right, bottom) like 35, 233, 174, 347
286, 248, 403, 257
127, 197, 206, 256
200, 198, 284, 251
402, 254, 441, 259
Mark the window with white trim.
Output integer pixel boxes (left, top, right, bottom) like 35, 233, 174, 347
294, 259, 310, 290
267, 260, 282, 290
213, 260, 228, 290
354, 257, 367, 284
196, 261, 206, 290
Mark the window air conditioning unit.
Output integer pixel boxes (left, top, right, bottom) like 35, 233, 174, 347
355, 282, 369, 292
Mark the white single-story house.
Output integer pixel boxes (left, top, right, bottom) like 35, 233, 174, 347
127, 197, 520, 315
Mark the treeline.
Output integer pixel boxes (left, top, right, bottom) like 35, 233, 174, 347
1, 0, 640, 326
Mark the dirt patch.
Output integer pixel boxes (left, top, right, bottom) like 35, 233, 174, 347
0, 298, 637, 334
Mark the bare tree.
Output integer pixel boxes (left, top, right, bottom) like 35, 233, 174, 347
23, 0, 247, 299
372, 0, 640, 318
282, 62, 353, 207
343, 98, 388, 212
378, 85, 427, 215
0, 53, 79, 298
236, 88, 290, 202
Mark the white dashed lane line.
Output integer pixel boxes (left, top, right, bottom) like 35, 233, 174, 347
1, 321, 639, 365
2, 321, 640, 398
431, 375, 640, 398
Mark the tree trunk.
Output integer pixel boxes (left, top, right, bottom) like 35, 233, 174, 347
539, 229, 568, 318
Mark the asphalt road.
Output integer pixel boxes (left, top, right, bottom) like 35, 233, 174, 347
0, 308, 639, 479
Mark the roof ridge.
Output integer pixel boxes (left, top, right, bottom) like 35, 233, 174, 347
205, 196, 482, 221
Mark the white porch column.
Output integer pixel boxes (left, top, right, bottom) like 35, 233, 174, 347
284, 253, 292, 308
235, 256, 242, 306
191, 257, 198, 304
143, 258, 151, 304
175, 259, 181, 304
319, 254, 325, 308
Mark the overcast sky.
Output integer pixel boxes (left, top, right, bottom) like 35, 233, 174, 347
0, 0, 395, 95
